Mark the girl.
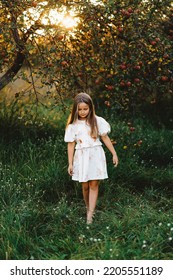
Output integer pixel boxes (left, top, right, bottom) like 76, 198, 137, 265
64, 92, 118, 224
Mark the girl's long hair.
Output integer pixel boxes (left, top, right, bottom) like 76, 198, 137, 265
67, 92, 98, 138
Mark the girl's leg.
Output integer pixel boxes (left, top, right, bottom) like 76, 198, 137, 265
87, 180, 99, 224
82, 182, 89, 212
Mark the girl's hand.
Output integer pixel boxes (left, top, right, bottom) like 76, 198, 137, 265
68, 164, 73, 176
113, 154, 118, 167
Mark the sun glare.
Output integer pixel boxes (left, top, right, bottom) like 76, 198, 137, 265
46, 9, 79, 29
23, 5, 79, 34
61, 14, 78, 29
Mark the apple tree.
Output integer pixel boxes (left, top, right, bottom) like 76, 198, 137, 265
0, 0, 172, 115
66, 0, 173, 113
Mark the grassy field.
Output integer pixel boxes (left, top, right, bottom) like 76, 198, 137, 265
0, 102, 173, 260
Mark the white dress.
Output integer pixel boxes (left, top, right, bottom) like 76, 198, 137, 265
64, 116, 111, 182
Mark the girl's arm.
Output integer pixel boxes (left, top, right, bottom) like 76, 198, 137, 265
67, 142, 75, 176
101, 134, 119, 167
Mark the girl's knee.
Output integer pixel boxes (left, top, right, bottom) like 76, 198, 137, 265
82, 182, 89, 191
89, 180, 99, 190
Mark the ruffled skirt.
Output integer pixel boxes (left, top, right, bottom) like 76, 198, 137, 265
72, 145, 108, 183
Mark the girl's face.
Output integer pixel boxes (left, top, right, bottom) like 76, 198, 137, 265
78, 102, 90, 120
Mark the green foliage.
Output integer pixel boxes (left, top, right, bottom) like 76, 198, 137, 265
0, 95, 69, 142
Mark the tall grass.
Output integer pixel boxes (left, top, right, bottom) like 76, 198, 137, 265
0, 101, 172, 260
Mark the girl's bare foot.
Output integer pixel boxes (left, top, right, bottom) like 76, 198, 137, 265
87, 210, 94, 224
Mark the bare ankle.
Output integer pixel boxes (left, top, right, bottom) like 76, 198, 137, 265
87, 209, 95, 224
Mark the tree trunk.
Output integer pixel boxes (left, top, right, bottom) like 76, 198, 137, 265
0, 52, 25, 91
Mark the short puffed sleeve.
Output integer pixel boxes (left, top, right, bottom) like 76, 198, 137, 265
97, 116, 111, 136
64, 124, 76, 142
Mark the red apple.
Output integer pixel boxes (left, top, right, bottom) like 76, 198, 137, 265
47, 62, 53, 67
118, 27, 123, 32
134, 78, 140, 83
121, 9, 126, 15
120, 81, 126, 87
61, 61, 68, 66
155, 37, 161, 42
125, 12, 131, 17
150, 40, 157, 46
106, 85, 114, 90
57, 35, 64, 41
130, 127, 135, 132
95, 77, 103, 85
104, 101, 111, 107
120, 64, 127, 70
121, 9, 131, 17
135, 9, 140, 14
126, 81, 132, 87
32, 2, 37, 8
137, 140, 143, 145
161, 76, 168, 82
77, 72, 83, 77
128, 8, 133, 13
107, 74, 113, 78
163, 54, 169, 59
1, 51, 6, 57
134, 65, 141, 70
